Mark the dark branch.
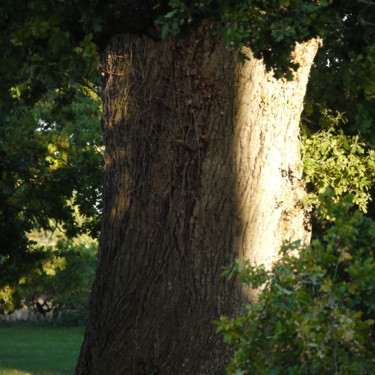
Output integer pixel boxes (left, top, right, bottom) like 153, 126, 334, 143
94, 1, 169, 48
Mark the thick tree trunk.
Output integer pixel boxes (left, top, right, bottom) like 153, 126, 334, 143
76, 23, 319, 375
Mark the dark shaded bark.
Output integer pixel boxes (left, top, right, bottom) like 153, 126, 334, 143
76, 22, 319, 375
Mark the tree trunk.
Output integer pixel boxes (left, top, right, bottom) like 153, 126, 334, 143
76, 23, 320, 375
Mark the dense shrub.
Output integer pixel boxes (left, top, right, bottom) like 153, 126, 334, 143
17, 240, 97, 319
51, 307, 89, 327
217, 193, 375, 374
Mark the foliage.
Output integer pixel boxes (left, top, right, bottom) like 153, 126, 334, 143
0, 0, 101, 109
304, 1, 375, 145
0, 0, 103, 248
158, 1, 375, 137
157, 0, 341, 78
302, 108, 375, 213
0, 86, 102, 312
1, 240, 97, 314
21, 240, 97, 312
0, 1, 103, 309
52, 307, 90, 327
217, 193, 375, 374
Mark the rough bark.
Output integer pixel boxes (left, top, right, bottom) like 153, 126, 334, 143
233, 42, 318, 290
76, 23, 320, 375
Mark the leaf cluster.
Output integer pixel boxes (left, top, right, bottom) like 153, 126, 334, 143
20, 240, 98, 312
305, 1, 375, 144
0, 85, 103, 312
217, 194, 375, 374
0, 0, 101, 109
0, 0, 104, 313
0, 239, 97, 315
301, 108, 375, 213
157, 0, 337, 78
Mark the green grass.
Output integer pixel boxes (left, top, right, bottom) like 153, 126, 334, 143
0, 324, 84, 375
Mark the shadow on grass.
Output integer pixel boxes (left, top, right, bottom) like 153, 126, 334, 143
0, 323, 84, 375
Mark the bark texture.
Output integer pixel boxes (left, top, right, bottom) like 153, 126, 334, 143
76, 23, 320, 375
233, 42, 319, 291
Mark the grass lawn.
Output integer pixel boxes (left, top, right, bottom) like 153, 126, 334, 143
0, 324, 84, 375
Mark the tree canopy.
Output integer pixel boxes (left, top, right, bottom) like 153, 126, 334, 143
2, 1, 374, 133
0, 0, 103, 311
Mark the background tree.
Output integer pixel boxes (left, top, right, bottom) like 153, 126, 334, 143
0, 0, 103, 312
304, 0, 375, 144
19, 240, 98, 324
